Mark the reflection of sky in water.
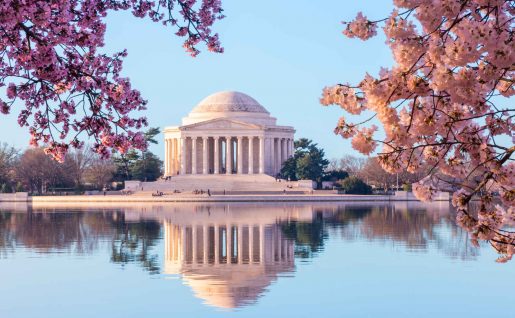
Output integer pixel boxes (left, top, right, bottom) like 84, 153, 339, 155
0, 202, 513, 318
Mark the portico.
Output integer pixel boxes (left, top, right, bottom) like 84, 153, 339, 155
164, 92, 295, 177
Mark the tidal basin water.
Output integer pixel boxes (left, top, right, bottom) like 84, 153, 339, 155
0, 202, 513, 317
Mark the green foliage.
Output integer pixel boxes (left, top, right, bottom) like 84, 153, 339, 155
144, 127, 160, 145
338, 176, 372, 194
403, 183, 412, 192
280, 138, 329, 185
15, 182, 24, 192
280, 157, 298, 181
1, 183, 12, 193
113, 127, 163, 181
323, 170, 349, 182
130, 152, 163, 182
113, 150, 140, 181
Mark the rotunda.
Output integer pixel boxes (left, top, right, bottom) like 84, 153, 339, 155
163, 91, 295, 176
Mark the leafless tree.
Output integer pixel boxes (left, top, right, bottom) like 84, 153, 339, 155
84, 157, 116, 190
338, 155, 367, 176
0, 143, 18, 187
64, 147, 95, 189
15, 148, 73, 193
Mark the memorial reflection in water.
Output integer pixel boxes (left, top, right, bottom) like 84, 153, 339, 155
158, 204, 303, 309
0, 201, 470, 311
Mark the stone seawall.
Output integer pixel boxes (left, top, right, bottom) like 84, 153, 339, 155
0, 193, 453, 204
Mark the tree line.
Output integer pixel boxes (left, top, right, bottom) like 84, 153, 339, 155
0, 128, 163, 194
279, 138, 426, 193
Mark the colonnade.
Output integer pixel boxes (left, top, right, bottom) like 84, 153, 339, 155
164, 135, 294, 176
164, 222, 294, 265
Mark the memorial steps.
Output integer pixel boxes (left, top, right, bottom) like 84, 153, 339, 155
130, 174, 308, 194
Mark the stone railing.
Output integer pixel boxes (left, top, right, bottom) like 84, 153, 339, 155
394, 191, 450, 201
0, 192, 29, 202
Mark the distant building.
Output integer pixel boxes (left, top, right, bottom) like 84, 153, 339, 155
163, 91, 295, 176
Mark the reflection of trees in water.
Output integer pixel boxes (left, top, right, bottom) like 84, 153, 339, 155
281, 212, 327, 258
110, 220, 161, 274
0, 203, 480, 273
0, 212, 15, 257
280, 208, 373, 259
280, 204, 478, 261
0, 210, 161, 273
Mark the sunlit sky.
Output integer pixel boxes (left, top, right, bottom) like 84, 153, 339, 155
1, 0, 399, 160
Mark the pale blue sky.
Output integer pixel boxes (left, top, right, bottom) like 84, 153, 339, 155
1, 0, 397, 160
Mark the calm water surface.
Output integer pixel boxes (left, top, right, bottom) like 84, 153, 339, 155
0, 201, 513, 317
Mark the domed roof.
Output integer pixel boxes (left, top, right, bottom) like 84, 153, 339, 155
191, 91, 269, 114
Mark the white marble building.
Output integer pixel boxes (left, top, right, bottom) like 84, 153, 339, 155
163, 91, 295, 177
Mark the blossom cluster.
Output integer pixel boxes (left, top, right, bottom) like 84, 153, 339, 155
322, 1, 514, 261
0, 0, 224, 161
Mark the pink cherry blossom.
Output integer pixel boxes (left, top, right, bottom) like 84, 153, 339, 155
323, 1, 515, 262
0, 0, 224, 159
342, 12, 377, 40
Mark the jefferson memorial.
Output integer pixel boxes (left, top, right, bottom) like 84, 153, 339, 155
163, 91, 295, 177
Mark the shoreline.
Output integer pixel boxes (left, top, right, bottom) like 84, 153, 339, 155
0, 193, 451, 203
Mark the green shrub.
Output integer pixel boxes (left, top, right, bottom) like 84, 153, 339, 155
338, 176, 372, 195
402, 183, 412, 192
1, 183, 13, 193
15, 182, 24, 192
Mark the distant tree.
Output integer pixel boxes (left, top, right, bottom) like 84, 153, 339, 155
358, 157, 397, 191
338, 176, 372, 195
64, 148, 95, 190
281, 138, 329, 186
322, 170, 349, 182
337, 155, 367, 177
131, 152, 163, 182
84, 157, 117, 190
280, 157, 298, 181
16, 148, 73, 193
0, 183, 12, 193
113, 150, 140, 181
112, 127, 161, 181
358, 157, 430, 191
0, 143, 18, 188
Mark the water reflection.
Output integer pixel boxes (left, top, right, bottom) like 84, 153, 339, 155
0, 201, 478, 309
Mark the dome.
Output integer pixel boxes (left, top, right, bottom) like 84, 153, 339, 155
191, 91, 269, 114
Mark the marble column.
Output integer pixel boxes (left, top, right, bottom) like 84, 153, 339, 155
248, 137, 254, 174
282, 138, 287, 166
259, 136, 265, 174
202, 137, 208, 175
226, 137, 232, 174
169, 139, 174, 175
276, 139, 281, 175
214, 137, 220, 174
164, 139, 169, 176
191, 137, 197, 174
180, 137, 186, 175
172, 138, 180, 174
270, 137, 275, 175
237, 136, 243, 174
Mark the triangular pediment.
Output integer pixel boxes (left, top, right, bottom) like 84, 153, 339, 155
180, 118, 262, 130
